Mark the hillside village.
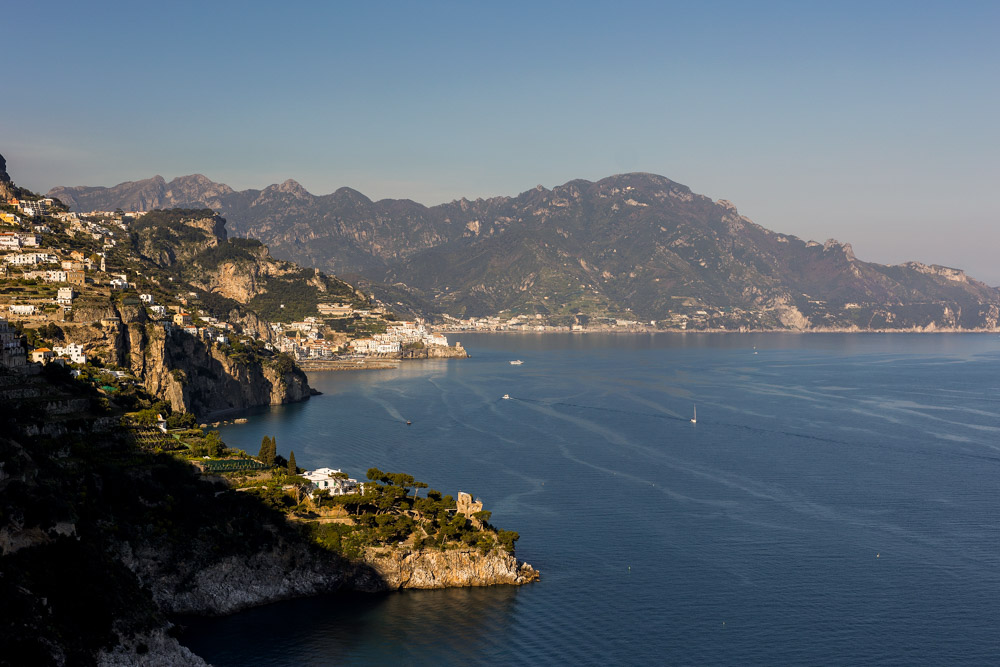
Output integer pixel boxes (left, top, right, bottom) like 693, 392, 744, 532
1, 192, 464, 374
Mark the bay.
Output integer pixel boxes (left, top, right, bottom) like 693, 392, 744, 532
180, 333, 1000, 665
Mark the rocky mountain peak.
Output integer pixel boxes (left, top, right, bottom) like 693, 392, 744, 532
276, 179, 310, 197
823, 239, 856, 261
331, 186, 372, 206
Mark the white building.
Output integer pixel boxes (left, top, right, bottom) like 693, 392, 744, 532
26, 270, 68, 283
8, 304, 38, 316
139, 293, 154, 304
4, 253, 58, 266
56, 287, 74, 305
348, 338, 377, 354
302, 468, 359, 497
52, 343, 87, 364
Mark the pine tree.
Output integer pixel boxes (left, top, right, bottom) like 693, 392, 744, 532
287, 450, 297, 475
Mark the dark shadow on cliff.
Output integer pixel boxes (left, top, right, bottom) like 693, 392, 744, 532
0, 366, 385, 665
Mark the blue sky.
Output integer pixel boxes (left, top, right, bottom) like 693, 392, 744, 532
4, 1, 999, 282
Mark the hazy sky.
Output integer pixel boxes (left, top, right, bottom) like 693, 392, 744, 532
5, 1, 999, 283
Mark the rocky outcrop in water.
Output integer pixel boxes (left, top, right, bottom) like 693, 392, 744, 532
356, 547, 539, 591
399, 343, 468, 359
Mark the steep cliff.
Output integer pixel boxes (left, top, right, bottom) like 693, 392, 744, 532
62, 298, 311, 417
136, 326, 311, 417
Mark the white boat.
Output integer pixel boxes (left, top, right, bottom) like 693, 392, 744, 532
690, 405, 697, 424
509, 360, 523, 365
502, 394, 511, 400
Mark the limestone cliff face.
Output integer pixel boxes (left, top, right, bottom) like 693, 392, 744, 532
117, 540, 536, 616
137, 326, 311, 416
355, 547, 539, 591
64, 299, 311, 417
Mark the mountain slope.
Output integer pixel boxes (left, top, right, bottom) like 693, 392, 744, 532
49, 173, 1000, 329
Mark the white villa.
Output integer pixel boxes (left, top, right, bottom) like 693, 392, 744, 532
52, 343, 87, 364
302, 467, 359, 497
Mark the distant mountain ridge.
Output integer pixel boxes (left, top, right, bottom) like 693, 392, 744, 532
48, 173, 1000, 330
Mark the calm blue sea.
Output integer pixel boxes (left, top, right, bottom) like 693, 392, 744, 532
180, 333, 1000, 665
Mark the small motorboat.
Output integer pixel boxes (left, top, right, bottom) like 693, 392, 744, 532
502, 394, 511, 400
509, 360, 523, 365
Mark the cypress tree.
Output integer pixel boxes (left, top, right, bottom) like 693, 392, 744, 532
258, 435, 276, 467
287, 450, 297, 475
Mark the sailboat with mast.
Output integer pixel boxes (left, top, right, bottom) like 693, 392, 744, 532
690, 405, 697, 424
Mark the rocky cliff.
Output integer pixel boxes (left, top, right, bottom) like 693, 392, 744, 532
127, 209, 363, 325
116, 534, 358, 616
136, 326, 311, 417
400, 343, 469, 359
62, 298, 311, 417
355, 546, 539, 591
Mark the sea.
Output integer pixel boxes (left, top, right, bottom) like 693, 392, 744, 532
179, 333, 1000, 665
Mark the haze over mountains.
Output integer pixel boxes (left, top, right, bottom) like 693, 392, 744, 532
48, 173, 1000, 330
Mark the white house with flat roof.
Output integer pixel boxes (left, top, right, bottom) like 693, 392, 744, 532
52, 343, 87, 364
302, 467, 359, 497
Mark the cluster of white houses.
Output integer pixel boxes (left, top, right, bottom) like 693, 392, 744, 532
271, 317, 452, 360
348, 321, 449, 355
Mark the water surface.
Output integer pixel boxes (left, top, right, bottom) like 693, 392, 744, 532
181, 333, 1000, 665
